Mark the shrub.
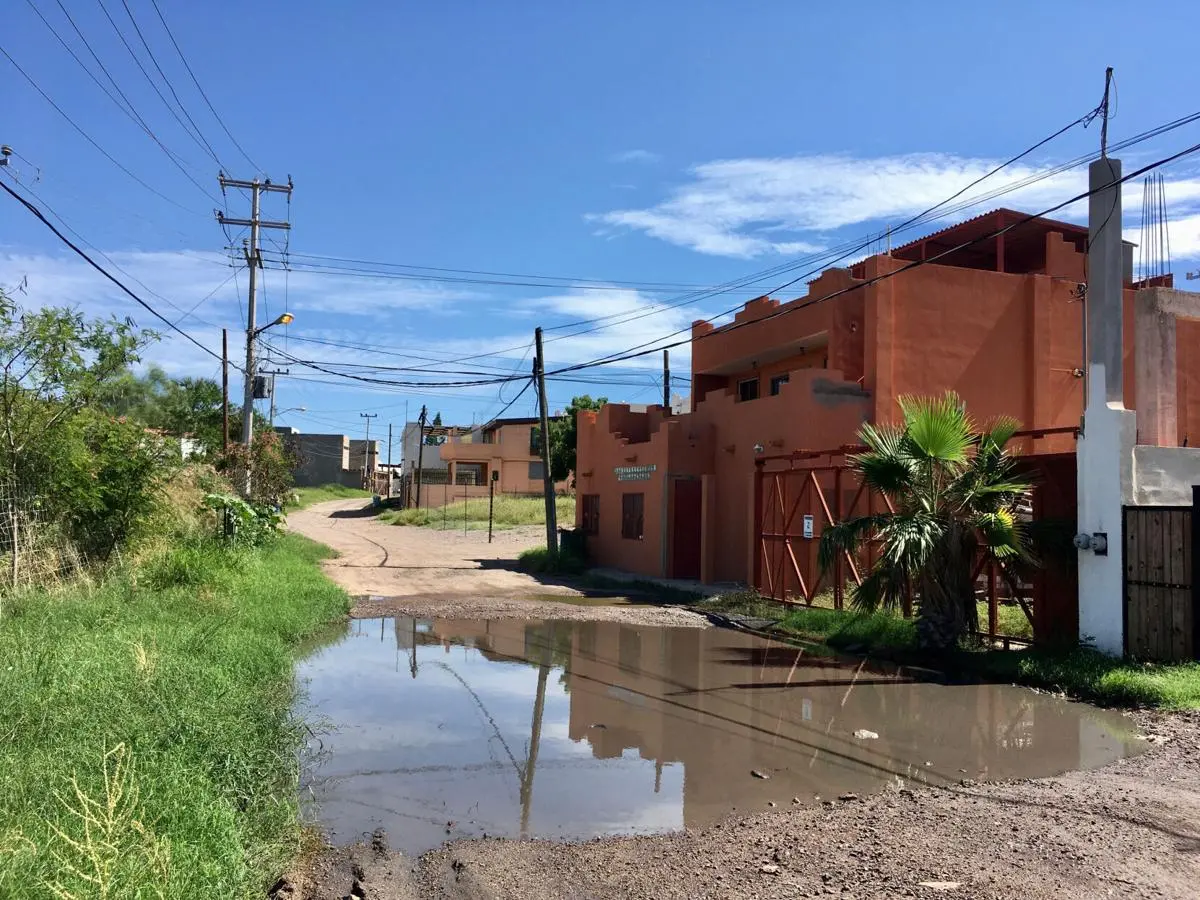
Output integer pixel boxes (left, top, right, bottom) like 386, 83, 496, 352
202, 493, 282, 547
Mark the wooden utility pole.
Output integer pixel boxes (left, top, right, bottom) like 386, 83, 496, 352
534, 327, 558, 557
221, 328, 229, 455
663, 349, 671, 412
415, 405, 428, 509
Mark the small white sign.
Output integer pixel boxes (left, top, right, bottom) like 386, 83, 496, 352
802, 514, 814, 539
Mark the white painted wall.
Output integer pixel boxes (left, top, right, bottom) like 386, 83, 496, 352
1076, 363, 1136, 656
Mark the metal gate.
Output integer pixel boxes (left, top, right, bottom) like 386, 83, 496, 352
1123, 504, 1196, 661
752, 429, 1079, 646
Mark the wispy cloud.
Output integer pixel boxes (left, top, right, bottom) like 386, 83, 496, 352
592, 151, 1200, 259
611, 149, 661, 165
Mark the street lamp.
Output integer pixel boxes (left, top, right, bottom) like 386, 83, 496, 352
271, 405, 306, 428
252, 311, 294, 338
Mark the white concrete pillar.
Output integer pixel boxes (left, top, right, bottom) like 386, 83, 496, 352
1078, 157, 1134, 655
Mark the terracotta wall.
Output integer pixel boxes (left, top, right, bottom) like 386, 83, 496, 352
579, 231, 1200, 585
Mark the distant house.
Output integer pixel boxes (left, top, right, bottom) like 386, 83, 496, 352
399, 416, 566, 507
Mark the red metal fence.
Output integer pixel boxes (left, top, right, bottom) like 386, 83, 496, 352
752, 428, 1079, 646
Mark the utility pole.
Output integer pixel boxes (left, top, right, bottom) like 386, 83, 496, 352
1100, 66, 1114, 159
415, 405, 428, 509
217, 175, 292, 495
360, 412, 378, 476
261, 367, 289, 427
221, 328, 229, 456
663, 349, 671, 412
534, 327, 558, 557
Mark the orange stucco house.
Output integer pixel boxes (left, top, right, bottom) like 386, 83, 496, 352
575, 209, 1200, 588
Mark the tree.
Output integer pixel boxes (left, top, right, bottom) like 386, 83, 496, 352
431, 411, 443, 428
817, 392, 1034, 650
95, 365, 227, 455
548, 395, 606, 484
0, 292, 152, 585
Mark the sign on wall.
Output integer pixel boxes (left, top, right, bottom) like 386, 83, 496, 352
802, 514, 814, 539
614, 464, 657, 482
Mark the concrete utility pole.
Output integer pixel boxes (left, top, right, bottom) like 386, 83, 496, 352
217, 175, 292, 494
415, 405, 428, 509
261, 367, 289, 427
663, 349, 671, 412
360, 412, 378, 476
534, 327, 559, 557
1076, 65, 1133, 657
221, 328, 229, 456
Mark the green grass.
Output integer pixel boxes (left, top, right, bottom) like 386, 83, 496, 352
288, 483, 374, 509
517, 546, 588, 575
381, 494, 575, 530
0, 533, 350, 899
704, 590, 1200, 710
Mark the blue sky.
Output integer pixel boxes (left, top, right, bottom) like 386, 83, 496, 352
3, 1, 1200, 446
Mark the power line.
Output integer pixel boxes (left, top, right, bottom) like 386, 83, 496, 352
146, 0, 259, 172
0, 42, 206, 215
1, 167, 225, 328
94, 0, 222, 175
550, 138, 1200, 378
117, 0, 226, 168
0, 178, 228, 367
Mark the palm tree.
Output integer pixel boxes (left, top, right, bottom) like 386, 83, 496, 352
817, 392, 1034, 650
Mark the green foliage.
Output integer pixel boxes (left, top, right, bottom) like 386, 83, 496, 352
203, 493, 283, 547
431, 411, 442, 428
548, 395, 606, 484
218, 430, 298, 507
818, 392, 1034, 650
0, 293, 171, 583
381, 495, 575, 530
517, 546, 588, 575
94, 365, 233, 456
0, 533, 350, 898
287, 484, 373, 510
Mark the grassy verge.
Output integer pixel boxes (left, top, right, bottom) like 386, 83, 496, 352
381, 494, 575, 530
517, 546, 588, 575
289, 483, 374, 509
701, 593, 1200, 709
0, 533, 350, 899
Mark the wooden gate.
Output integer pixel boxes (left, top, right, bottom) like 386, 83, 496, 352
1123, 504, 1196, 661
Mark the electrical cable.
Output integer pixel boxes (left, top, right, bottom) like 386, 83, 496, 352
94, 0, 221, 176
0, 42, 207, 216
549, 138, 1200, 377
0, 178, 229, 367
117, 0, 226, 169
146, 0, 259, 172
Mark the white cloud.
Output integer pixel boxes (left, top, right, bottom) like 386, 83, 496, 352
592, 151, 1200, 259
612, 149, 661, 165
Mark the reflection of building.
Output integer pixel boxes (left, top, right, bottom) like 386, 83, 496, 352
420, 618, 1098, 829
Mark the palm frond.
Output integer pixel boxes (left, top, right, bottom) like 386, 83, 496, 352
850, 562, 910, 613
897, 392, 972, 466
817, 514, 894, 572
976, 415, 1021, 452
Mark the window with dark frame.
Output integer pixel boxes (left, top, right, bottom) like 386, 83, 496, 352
769, 373, 790, 396
529, 426, 541, 455
581, 494, 600, 535
737, 377, 759, 402
621, 492, 644, 540
528, 460, 545, 481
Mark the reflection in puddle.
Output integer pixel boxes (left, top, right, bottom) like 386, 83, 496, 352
296, 617, 1143, 855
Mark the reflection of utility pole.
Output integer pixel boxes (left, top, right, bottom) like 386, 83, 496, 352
519, 625, 555, 838
410, 618, 418, 679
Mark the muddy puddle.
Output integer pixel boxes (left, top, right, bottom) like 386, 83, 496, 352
296, 617, 1144, 855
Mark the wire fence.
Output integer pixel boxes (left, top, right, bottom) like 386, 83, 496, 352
0, 478, 84, 598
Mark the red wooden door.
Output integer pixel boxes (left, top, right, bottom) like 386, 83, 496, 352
671, 479, 703, 580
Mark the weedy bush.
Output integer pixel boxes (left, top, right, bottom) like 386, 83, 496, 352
203, 494, 283, 547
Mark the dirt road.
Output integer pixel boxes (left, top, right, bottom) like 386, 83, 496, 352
287, 499, 1200, 899
286, 498, 706, 626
